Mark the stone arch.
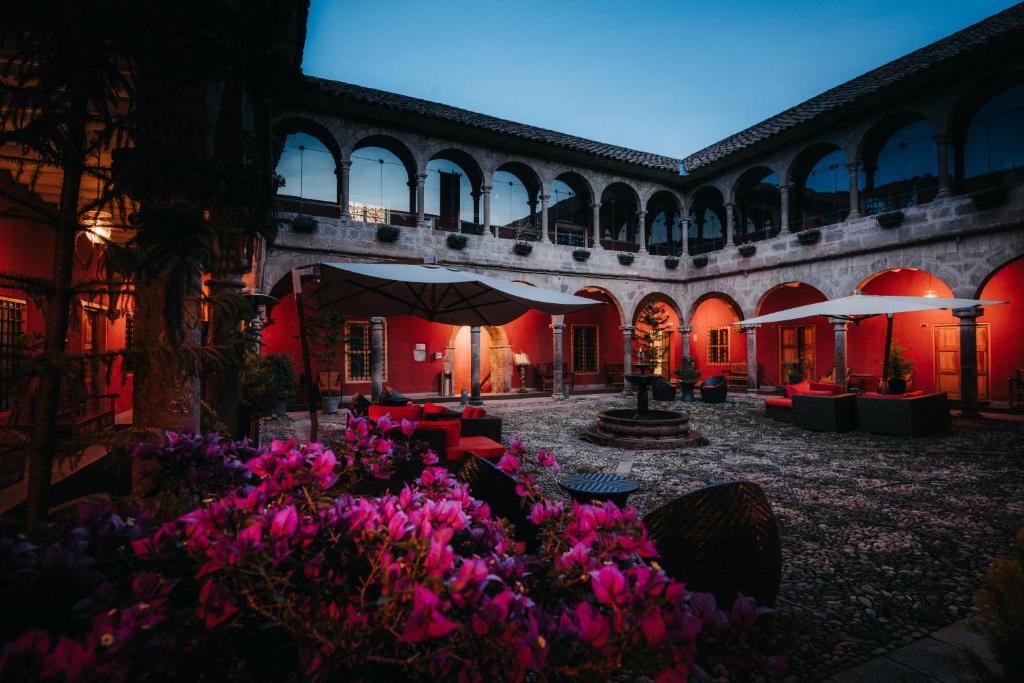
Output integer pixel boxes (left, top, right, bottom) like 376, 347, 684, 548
687, 291, 744, 322
631, 292, 683, 377
948, 71, 1024, 191
426, 147, 485, 229
755, 281, 827, 316
975, 253, 1024, 299
273, 118, 341, 204
599, 181, 642, 252
732, 166, 782, 243
491, 160, 543, 237
351, 133, 419, 179
644, 190, 683, 255
755, 281, 831, 386
273, 116, 342, 164
856, 111, 938, 213
575, 286, 625, 325
787, 142, 848, 231
687, 185, 726, 255
549, 171, 595, 245
632, 291, 683, 325
445, 324, 513, 394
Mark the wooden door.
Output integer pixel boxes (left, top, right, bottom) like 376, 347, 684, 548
933, 324, 989, 399
779, 325, 815, 381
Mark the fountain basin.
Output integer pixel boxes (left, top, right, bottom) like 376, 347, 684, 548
582, 408, 704, 449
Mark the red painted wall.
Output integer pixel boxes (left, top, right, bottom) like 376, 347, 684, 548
563, 290, 623, 384
756, 285, 833, 385
504, 309, 553, 389
979, 257, 1024, 402
689, 298, 746, 380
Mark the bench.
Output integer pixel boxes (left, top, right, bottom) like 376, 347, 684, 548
726, 362, 749, 390
604, 363, 624, 387
537, 363, 574, 393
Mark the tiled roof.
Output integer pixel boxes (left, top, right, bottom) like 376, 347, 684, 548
680, 2, 1024, 173
304, 76, 682, 173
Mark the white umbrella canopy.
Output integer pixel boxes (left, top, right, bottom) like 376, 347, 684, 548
303, 262, 602, 325
737, 294, 1006, 326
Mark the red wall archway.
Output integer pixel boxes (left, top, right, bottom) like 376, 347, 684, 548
690, 296, 746, 379
978, 257, 1024, 402
632, 295, 682, 378
756, 283, 832, 385
563, 288, 623, 386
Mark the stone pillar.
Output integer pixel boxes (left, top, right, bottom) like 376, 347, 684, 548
724, 202, 735, 245
621, 325, 634, 394
369, 316, 385, 403
337, 160, 352, 219
829, 317, 849, 389
551, 316, 565, 399
415, 173, 427, 228
407, 179, 417, 214
539, 194, 551, 242
591, 201, 602, 248
680, 217, 690, 257
205, 271, 246, 433
482, 185, 492, 236
744, 325, 758, 391
471, 190, 481, 224
846, 162, 861, 219
935, 134, 952, 198
680, 325, 693, 359
953, 307, 983, 417
637, 210, 648, 253
779, 184, 791, 232
470, 325, 482, 405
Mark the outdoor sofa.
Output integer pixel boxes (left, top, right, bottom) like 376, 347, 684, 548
366, 403, 505, 464
763, 381, 849, 425
856, 391, 951, 437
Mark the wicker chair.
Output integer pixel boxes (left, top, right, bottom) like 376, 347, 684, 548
856, 392, 951, 437
643, 481, 782, 607
699, 375, 728, 403
792, 393, 858, 431
457, 454, 538, 550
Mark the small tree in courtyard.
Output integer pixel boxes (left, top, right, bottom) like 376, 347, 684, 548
633, 303, 671, 375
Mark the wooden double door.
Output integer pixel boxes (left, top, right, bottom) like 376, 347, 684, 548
779, 325, 815, 381
934, 324, 989, 399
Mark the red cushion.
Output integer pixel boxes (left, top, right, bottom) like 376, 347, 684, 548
862, 392, 883, 398
368, 405, 422, 422
785, 381, 812, 398
418, 419, 461, 448
804, 389, 833, 396
423, 402, 448, 416
810, 382, 843, 395
902, 391, 924, 398
446, 436, 505, 462
461, 406, 487, 418
764, 397, 792, 409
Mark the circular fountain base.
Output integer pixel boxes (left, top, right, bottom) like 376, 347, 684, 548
581, 408, 704, 449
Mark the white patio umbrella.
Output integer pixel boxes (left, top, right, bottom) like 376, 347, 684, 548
734, 294, 1007, 392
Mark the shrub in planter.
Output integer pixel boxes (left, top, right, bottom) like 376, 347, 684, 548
974, 529, 1024, 680
446, 233, 468, 250
664, 257, 680, 269
692, 255, 709, 268
291, 215, 318, 232
876, 211, 904, 228
970, 186, 1009, 210
617, 253, 634, 265
572, 249, 590, 262
738, 243, 756, 257
376, 225, 401, 243
796, 229, 821, 245
513, 242, 533, 256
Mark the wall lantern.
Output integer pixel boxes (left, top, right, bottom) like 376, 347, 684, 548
84, 210, 113, 244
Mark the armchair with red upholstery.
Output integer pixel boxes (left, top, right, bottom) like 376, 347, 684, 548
366, 403, 505, 464
763, 381, 847, 423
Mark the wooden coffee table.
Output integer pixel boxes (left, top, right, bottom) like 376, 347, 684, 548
559, 472, 639, 508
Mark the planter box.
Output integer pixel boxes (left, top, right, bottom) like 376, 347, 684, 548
291, 215, 318, 233
572, 249, 591, 262
461, 224, 485, 235
876, 211, 904, 228
970, 186, 1009, 210
738, 244, 756, 257
796, 229, 821, 245
376, 225, 400, 243
664, 257, 680, 269
446, 233, 468, 250
617, 253, 634, 265
692, 256, 709, 268
513, 242, 533, 256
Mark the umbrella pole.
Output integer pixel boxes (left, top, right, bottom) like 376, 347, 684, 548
291, 268, 319, 442
881, 313, 894, 390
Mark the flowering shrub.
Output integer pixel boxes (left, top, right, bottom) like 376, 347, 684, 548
1, 420, 782, 681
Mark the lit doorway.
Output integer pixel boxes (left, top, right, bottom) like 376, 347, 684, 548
779, 325, 815, 381
934, 324, 989, 399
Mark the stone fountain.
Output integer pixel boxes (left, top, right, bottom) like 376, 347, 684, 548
582, 364, 703, 449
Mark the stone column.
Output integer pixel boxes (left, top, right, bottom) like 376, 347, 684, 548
407, 179, 417, 214
779, 184, 791, 232
469, 325, 483, 405
415, 173, 427, 228
471, 190, 481, 224
744, 325, 759, 391
621, 325, 634, 394
829, 317, 849, 389
539, 194, 551, 243
680, 325, 693, 359
591, 201, 602, 248
637, 210, 648, 253
724, 202, 735, 245
846, 162, 861, 219
337, 160, 352, 219
680, 217, 690, 257
205, 271, 246, 433
935, 134, 952, 198
551, 316, 565, 399
953, 307, 983, 417
481, 185, 492, 236
369, 316, 385, 403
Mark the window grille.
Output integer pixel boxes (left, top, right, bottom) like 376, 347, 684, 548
707, 326, 730, 365
572, 325, 598, 373
0, 298, 26, 412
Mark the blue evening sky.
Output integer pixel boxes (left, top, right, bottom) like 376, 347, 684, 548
302, 0, 1017, 160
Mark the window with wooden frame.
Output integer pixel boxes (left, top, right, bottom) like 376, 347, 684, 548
344, 321, 387, 383
707, 326, 730, 365
0, 297, 26, 412
571, 325, 598, 373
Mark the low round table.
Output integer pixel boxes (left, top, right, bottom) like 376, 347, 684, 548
559, 472, 639, 508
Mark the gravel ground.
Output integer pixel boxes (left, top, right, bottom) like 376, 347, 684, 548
487, 394, 1024, 682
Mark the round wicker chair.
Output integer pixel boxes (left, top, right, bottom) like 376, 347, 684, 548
457, 454, 538, 550
699, 375, 728, 403
642, 481, 781, 607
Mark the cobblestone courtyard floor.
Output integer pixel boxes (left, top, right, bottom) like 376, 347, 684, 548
490, 394, 1024, 681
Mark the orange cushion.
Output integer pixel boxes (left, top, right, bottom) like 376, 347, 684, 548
423, 402, 448, 416
785, 381, 812, 398
368, 405, 422, 422
418, 419, 461, 448
764, 397, 792, 409
445, 436, 505, 462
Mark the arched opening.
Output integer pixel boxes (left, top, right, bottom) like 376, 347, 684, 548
860, 114, 938, 214
493, 162, 541, 239
976, 256, 1023, 405
755, 283, 830, 386
632, 293, 682, 377
645, 191, 683, 256
851, 268, 956, 395
689, 294, 746, 380
734, 168, 781, 243
956, 80, 1024, 192
789, 144, 848, 231
350, 136, 418, 225
426, 149, 483, 232
600, 182, 640, 252
550, 172, 593, 246
564, 287, 624, 388
448, 325, 512, 395
274, 132, 338, 213
687, 187, 726, 255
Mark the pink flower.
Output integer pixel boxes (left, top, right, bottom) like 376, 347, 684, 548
529, 500, 565, 525
536, 449, 558, 469
589, 566, 626, 605
400, 418, 418, 437
270, 506, 298, 539
496, 453, 521, 474
639, 609, 667, 645
420, 449, 439, 465
399, 585, 458, 642
574, 601, 610, 647
375, 414, 396, 433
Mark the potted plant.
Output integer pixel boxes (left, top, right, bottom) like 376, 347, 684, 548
376, 225, 401, 243
782, 360, 804, 385
244, 353, 296, 417
291, 215, 317, 232
446, 233, 468, 250
513, 242, 533, 256
617, 253, 635, 265
664, 256, 680, 269
674, 356, 700, 402
738, 243, 757, 257
692, 255, 709, 268
876, 210, 904, 228
797, 229, 821, 245
306, 311, 349, 414
572, 249, 590, 262
513, 226, 537, 255
886, 344, 914, 394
